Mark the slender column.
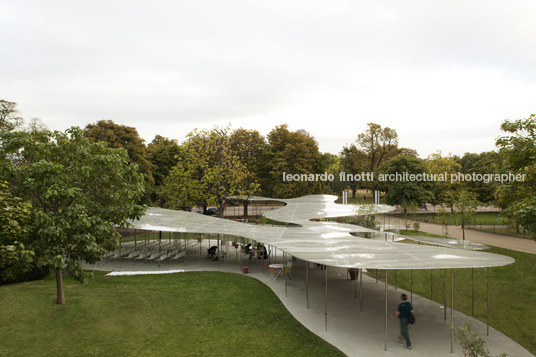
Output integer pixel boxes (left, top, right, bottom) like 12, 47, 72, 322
471, 268, 474, 316
431, 269, 433, 299
359, 268, 363, 312
487, 267, 490, 336
354, 270, 357, 298
444, 269, 447, 321
324, 267, 328, 331
384, 269, 388, 351
306, 261, 309, 309
285, 264, 288, 297
410, 269, 413, 302
451, 269, 454, 354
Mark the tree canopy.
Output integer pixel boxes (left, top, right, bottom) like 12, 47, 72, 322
379, 154, 435, 214
165, 126, 259, 215
0, 100, 24, 133
0, 181, 33, 281
84, 120, 154, 186
265, 124, 327, 198
146, 135, 181, 206
0, 127, 146, 303
340, 123, 415, 193
495, 114, 536, 236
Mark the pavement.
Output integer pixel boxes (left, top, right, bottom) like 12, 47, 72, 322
382, 215, 536, 254
86, 247, 533, 357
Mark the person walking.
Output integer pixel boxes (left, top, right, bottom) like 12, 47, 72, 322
394, 293, 414, 350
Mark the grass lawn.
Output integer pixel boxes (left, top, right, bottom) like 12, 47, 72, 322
477, 227, 533, 239
0, 272, 344, 357
392, 212, 503, 226
387, 229, 445, 238
367, 232, 536, 355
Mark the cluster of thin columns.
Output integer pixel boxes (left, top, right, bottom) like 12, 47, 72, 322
299, 262, 491, 353
119, 230, 492, 353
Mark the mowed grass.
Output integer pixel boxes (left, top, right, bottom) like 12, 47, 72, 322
0, 272, 344, 357
394, 212, 503, 226
367, 239, 536, 355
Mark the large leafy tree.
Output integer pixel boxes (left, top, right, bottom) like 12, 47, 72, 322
379, 154, 435, 214
265, 125, 327, 198
340, 144, 367, 198
146, 135, 181, 206
0, 181, 34, 281
457, 151, 502, 204
0, 127, 146, 304
0, 99, 24, 133
166, 126, 259, 216
341, 123, 414, 193
84, 120, 154, 186
229, 128, 268, 215
426, 151, 462, 211
495, 114, 536, 237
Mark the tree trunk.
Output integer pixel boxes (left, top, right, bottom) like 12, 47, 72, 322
217, 202, 226, 218
243, 201, 249, 218
56, 268, 66, 305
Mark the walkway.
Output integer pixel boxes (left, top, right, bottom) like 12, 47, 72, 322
383, 215, 536, 254
87, 254, 533, 357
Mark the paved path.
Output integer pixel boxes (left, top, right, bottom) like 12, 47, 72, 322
88, 253, 533, 357
383, 215, 536, 254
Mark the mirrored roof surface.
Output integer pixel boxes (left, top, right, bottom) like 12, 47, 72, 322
128, 195, 514, 270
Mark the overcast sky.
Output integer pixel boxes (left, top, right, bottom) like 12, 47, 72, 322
1, 0, 535, 157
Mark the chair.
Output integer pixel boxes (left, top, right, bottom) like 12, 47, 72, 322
282, 262, 293, 280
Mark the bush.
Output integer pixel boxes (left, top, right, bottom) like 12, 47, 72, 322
452, 323, 507, 357
0, 264, 50, 285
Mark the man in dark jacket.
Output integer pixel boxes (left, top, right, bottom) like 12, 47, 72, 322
395, 293, 414, 350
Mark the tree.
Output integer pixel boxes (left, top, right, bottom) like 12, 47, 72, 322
0, 99, 24, 133
265, 124, 327, 198
0, 181, 34, 281
340, 144, 367, 198
495, 114, 536, 237
340, 123, 414, 194
229, 128, 268, 216
454, 190, 479, 240
437, 205, 450, 237
84, 120, 154, 186
379, 155, 435, 215
146, 135, 181, 206
320, 152, 343, 194
426, 151, 462, 212
165, 126, 259, 216
0, 127, 146, 304
457, 151, 502, 205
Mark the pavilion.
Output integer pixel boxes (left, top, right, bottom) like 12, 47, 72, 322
122, 194, 515, 353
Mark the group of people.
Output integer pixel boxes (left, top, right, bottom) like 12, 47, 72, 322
244, 243, 268, 260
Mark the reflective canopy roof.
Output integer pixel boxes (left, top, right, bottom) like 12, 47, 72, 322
128, 195, 514, 270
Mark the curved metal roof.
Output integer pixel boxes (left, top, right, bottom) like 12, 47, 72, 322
128, 195, 514, 270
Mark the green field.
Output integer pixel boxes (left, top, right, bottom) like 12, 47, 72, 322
392, 212, 503, 226
0, 272, 343, 357
367, 232, 536, 355
477, 227, 533, 239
